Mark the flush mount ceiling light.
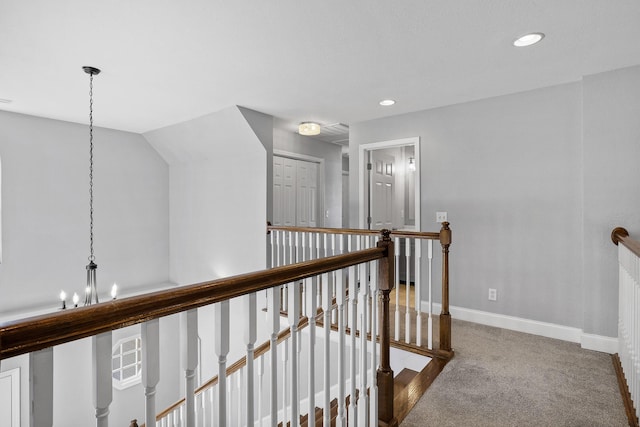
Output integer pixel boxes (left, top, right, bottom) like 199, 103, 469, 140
299, 122, 321, 136
379, 99, 396, 106
513, 32, 545, 47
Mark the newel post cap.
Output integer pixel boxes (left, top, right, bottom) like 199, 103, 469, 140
439, 221, 452, 246
612, 227, 629, 245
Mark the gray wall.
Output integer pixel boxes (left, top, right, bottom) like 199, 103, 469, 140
273, 120, 342, 227
144, 106, 269, 385
582, 66, 640, 336
0, 110, 170, 312
0, 110, 172, 425
350, 66, 640, 337
239, 107, 274, 225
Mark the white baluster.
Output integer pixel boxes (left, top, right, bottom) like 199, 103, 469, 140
214, 301, 230, 427
370, 258, 379, 424
142, 320, 159, 427
336, 238, 347, 427
257, 355, 265, 427
281, 338, 289, 427
181, 310, 198, 427
29, 347, 53, 427
317, 235, 322, 303
245, 292, 257, 426
323, 233, 329, 258
348, 236, 358, 425
226, 376, 231, 426
332, 234, 338, 325
288, 281, 301, 426
415, 238, 423, 347
405, 237, 412, 344
202, 391, 209, 427
322, 272, 332, 427
291, 231, 296, 263
268, 286, 280, 427
237, 368, 244, 426
301, 232, 307, 317
358, 254, 369, 426
269, 229, 275, 269
306, 275, 317, 427
427, 239, 434, 349
394, 236, 401, 341
195, 392, 203, 427
209, 387, 215, 427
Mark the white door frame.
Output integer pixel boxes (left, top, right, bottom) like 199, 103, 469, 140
0, 367, 20, 427
274, 149, 326, 227
358, 137, 420, 230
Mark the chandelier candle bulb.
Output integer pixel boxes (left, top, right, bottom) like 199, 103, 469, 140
111, 283, 118, 300
59, 290, 67, 309
72, 292, 79, 308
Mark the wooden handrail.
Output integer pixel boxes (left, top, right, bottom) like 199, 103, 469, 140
0, 247, 385, 361
267, 224, 441, 240
612, 227, 640, 258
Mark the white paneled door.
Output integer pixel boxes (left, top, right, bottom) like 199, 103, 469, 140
370, 152, 395, 230
273, 156, 319, 227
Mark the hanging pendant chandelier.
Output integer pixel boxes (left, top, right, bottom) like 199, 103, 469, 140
83, 66, 100, 306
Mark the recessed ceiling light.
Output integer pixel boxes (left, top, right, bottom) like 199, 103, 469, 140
0, 98, 12, 104
513, 32, 545, 47
379, 99, 396, 106
298, 122, 321, 136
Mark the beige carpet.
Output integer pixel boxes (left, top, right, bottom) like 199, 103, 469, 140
401, 319, 629, 427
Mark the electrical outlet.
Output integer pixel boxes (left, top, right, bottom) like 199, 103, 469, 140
436, 211, 448, 223
488, 288, 497, 301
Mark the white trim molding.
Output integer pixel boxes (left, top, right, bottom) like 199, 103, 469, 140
358, 137, 420, 230
580, 333, 619, 354
0, 367, 20, 426
425, 302, 618, 354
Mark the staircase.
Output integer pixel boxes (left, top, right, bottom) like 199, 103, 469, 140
0, 224, 453, 426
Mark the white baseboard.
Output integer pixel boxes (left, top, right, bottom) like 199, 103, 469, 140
580, 333, 619, 354
423, 302, 618, 354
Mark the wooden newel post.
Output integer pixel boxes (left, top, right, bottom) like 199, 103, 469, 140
439, 221, 452, 352
377, 229, 398, 427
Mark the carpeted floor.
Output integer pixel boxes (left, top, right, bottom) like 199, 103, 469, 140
401, 319, 629, 427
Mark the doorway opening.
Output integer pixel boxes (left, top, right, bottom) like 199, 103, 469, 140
358, 137, 420, 231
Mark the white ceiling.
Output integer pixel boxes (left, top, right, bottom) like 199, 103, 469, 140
1, 1, 640, 134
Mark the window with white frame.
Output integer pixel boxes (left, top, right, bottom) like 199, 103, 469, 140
112, 335, 142, 390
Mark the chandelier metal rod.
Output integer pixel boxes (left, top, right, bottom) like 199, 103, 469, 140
82, 66, 101, 306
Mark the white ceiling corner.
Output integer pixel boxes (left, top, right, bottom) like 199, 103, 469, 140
1, 0, 639, 134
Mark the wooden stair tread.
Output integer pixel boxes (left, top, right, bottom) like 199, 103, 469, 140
394, 368, 420, 394
298, 398, 339, 427
394, 357, 448, 424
